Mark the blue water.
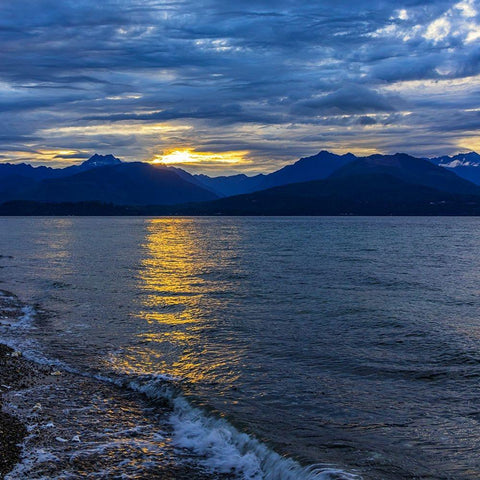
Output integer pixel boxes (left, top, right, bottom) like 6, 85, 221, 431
2, 216, 480, 479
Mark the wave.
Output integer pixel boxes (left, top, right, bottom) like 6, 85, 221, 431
128, 376, 361, 480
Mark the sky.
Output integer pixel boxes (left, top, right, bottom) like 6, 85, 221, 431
1, 0, 480, 174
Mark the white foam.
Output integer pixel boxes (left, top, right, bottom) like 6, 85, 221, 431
0, 301, 60, 368
127, 377, 361, 480
16, 306, 37, 329
5, 448, 60, 480
0, 336, 67, 371
170, 396, 361, 480
0, 304, 36, 330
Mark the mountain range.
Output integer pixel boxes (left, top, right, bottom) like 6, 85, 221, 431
0, 155, 217, 205
427, 152, 480, 185
2, 150, 480, 215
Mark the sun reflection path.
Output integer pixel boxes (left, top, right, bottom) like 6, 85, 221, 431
108, 218, 246, 389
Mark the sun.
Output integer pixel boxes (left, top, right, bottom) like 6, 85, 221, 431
152, 149, 194, 165
150, 148, 248, 166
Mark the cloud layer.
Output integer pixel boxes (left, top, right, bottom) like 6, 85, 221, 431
1, 0, 480, 172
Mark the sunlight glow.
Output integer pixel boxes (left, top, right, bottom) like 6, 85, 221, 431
457, 137, 480, 153
150, 148, 249, 166
41, 123, 192, 136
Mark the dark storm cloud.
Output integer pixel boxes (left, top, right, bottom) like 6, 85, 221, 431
358, 116, 378, 125
293, 85, 399, 115
83, 103, 286, 126
53, 153, 91, 159
0, 0, 480, 170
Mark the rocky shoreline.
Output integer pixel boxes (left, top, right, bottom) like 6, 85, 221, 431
0, 290, 54, 479
0, 343, 51, 479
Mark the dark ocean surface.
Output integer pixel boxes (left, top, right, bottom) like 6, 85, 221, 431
1, 216, 480, 479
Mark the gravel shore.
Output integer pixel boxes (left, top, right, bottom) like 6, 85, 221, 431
0, 343, 51, 479
0, 290, 53, 478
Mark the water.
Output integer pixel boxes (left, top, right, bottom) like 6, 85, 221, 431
1, 216, 480, 479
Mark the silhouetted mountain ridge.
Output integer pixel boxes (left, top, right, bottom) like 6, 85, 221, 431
3, 150, 480, 212
80, 153, 122, 168
5, 162, 218, 205
331, 153, 480, 195
192, 150, 356, 195
0, 153, 122, 182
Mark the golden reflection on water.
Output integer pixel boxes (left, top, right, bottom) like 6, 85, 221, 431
110, 218, 244, 387
138, 218, 206, 326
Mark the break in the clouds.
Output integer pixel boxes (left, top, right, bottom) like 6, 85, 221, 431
1, 0, 480, 173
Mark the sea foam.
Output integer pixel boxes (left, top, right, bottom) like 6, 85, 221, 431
127, 376, 361, 480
